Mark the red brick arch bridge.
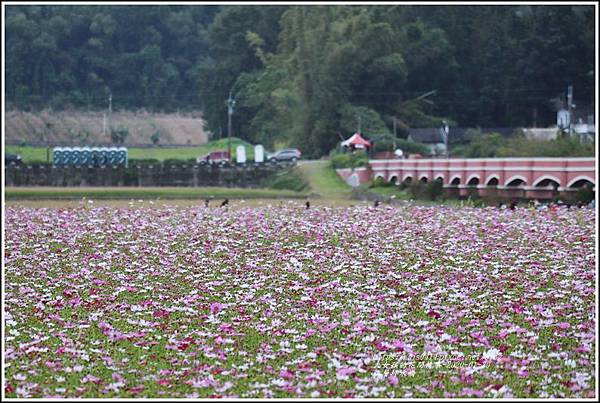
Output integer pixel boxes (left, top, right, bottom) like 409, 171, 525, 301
337, 157, 596, 200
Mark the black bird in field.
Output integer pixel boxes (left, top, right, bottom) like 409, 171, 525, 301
204, 199, 210, 208
221, 199, 229, 207
374, 200, 380, 207
305, 201, 310, 209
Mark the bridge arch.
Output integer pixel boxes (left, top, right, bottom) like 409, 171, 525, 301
485, 175, 500, 186
533, 175, 561, 188
419, 176, 428, 183
434, 174, 444, 182
466, 175, 480, 186
504, 175, 527, 187
567, 176, 595, 188
374, 173, 385, 181
402, 174, 413, 183
389, 175, 398, 185
449, 175, 461, 186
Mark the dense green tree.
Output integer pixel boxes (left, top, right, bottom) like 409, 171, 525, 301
195, 6, 287, 140
5, 5, 219, 110
5, 5, 595, 156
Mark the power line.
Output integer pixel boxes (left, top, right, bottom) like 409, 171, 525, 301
7, 87, 578, 102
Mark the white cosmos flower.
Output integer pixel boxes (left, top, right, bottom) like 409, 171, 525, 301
482, 348, 502, 361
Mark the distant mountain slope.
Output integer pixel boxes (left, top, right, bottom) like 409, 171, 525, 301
5, 110, 209, 146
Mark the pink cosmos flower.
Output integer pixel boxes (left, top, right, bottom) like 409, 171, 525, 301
279, 369, 294, 379
210, 302, 225, 315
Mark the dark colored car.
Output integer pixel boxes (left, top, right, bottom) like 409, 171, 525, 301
197, 150, 230, 166
5, 154, 22, 165
268, 148, 301, 163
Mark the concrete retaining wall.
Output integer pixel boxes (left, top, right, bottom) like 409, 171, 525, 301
5, 164, 284, 188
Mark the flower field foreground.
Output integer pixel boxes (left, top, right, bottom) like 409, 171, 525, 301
4, 204, 596, 398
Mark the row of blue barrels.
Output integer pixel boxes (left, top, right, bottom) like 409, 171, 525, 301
53, 147, 128, 167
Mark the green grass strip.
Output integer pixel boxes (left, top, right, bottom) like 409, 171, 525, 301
297, 161, 352, 199
5, 186, 308, 200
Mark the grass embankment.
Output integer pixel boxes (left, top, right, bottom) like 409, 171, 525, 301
367, 185, 412, 199
5, 138, 254, 163
366, 184, 501, 207
296, 160, 352, 199
4, 186, 308, 200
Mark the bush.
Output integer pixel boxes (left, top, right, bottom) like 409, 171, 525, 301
498, 135, 595, 157
329, 150, 368, 169
371, 133, 429, 155
129, 158, 161, 165
151, 131, 161, 145
163, 158, 196, 166
574, 184, 595, 204
371, 176, 393, 188
407, 179, 444, 201
465, 132, 505, 157
28, 160, 52, 166
454, 130, 595, 158
110, 125, 129, 144
397, 138, 429, 155
263, 168, 309, 192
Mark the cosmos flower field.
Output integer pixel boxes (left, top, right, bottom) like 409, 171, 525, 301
4, 203, 596, 398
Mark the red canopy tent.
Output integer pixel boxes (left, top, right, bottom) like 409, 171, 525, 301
341, 132, 372, 150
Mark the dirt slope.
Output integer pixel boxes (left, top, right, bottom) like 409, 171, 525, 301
4, 109, 209, 146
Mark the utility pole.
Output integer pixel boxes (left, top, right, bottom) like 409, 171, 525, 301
357, 116, 362, 133
441, 120, 449, 159
107, 93, 112, 137
227, 89, 236, 162
567, 85, 573, 136
45, 122, 51, 163
393, 117, 397, 150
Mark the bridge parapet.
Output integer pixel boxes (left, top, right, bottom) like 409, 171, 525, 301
349, 157, 595, 199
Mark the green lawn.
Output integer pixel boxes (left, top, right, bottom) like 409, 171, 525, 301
5, 186, 308, 200
367, 185, 411, 199
5, 137, 256, 163
296, 160, 352, 199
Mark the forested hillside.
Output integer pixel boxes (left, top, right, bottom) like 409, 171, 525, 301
5, 5, 219, 111
6, 5, 595, 156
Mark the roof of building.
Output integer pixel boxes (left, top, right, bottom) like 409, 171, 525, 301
341, 132, 372, 148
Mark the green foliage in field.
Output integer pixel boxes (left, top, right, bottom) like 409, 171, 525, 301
452, 131, 595, 158
369, 177, 445, 202
5, 186, 308, 200
263, 167, 309, 192
371, 134, 429, 155
329, 150, 368, 169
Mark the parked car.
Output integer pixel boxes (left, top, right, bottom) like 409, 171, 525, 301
197, 150, 230, 166
5, 154, 22, 165
267, 148, 301, 163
